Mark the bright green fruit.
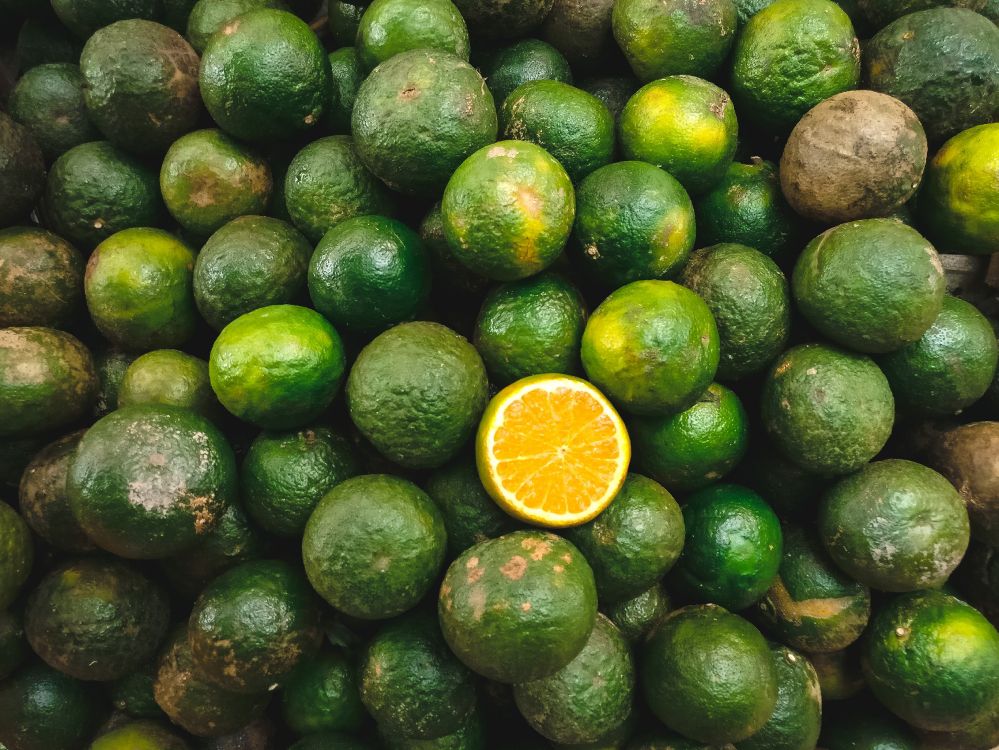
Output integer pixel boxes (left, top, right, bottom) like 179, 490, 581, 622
118, 349, 219, 418
92, 346, 136, 419
0, 227, 83, 329
326, 47, 363, 134
8, 63, 99, 160
89, 721, 190, 750
0, 113, 44, 227
356, 0, 469, 71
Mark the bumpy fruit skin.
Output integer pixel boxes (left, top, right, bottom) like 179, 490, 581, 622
482, 39, 573, 104
819, 459, 970, 592
19, 430, 93, 553
438, 530, 598, 683
24, 558, 169, 681
326, 47, 364, 134
67, 404, 236, 559
92, 346, 137, 419
514, 615, 634, 745
8, 63, 100, 160
209, 305, 347, 430
642, 604, 778, 744
356, 0, 470, 71
858, 0, 987, 27
0, 327, 97, 438
442, 140, 574, 281
188, 559, 322, 694
200, 9, 331, 142
80, 20, 201, 154
581, 280, 720, 416
0, 113, 45, 227
604, 582, 670, 644
0, 662, 103, 750
863, 8, 999, 144
353, 49, 497, 195
346, 321, 489, 469
303, 474, 447, 619
118, 349, 218, 419
380, 709, 486, 750
282, 648, 366, 735
185, 0, 290, 53
0, 227, 83, 329
0, 502, 33, 610
863, 590, 999, 732
919, 123, 999, 255
451, 0, 554, 38
761, 343, 894, 475
51, 0, 159, 38
730, 0, 860, 133
738, 644, 822, 750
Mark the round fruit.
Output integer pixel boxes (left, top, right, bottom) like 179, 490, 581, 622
572, 161, 696, 289
346, 321, 488, 469
819, 458, 970, 591
679, 243, 791, 380
8, 62, 99, 160
475, 374, 631, 528
92, 346, 137, 419
356, 0, 469, 71
514, 615, 634, 745
108, 665, 161, 719
612, 0, 737, 80
756, 524, 870, 653
281, 648, 365, 735
185, 0, 290, 53
738, 644, 822, 750
194, 215, 312, 331
67, 404, 236, 559
928, 421, 999, 546
541, 0, 616, 69
500, 80, 615, 182
420, 201, 490, 299
353, 49, 497, 194
642, 605, 778, 744
564, 474, 684, 602
80, 20, 200, 154
118, 349, 218, 418
42, 140, 164, 250
604, 582, 670, 644
326, 47, 363, 134
284, 135, 395, 243
863, 589, 999, 732
442, 140, 574, 281
90, 721, 190, 750
580, 280, 720, 416
670, 484, 783, 610
857, 0, 988, 27
51, 0, 159, 38
473, 272, 586, 385
0, 662, 102, 750
877, 295, 998, 416
188, 559, 322, 693
24, 558, 169, 681
200, 8, 330, 142
209, 305, 347, 430
730, 0, 860, 133
761, 343, 894, 475
0, 226, 83, 329
863, 8, 999, 143
0, 113, 45, 227
160, 129, 272, 239
579, 75, 638, 119
0, 502, 32, 610
482, 38, 573, 105
0, 327, 97, 438
438, 530, 598, 683
919, 123, 999, 255
328, 0, 364, 45
302, 474, 447, 619
792, 219, 945, 353
451, 0, 555, 38
309, 215, 432, 333
619, 75, 738, 195
629, 383, 749, 493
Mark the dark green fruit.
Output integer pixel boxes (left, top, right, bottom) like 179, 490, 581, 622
737, 644, 822, 750
0, 662, 103, 750
928, 421, 999, 546
604, 582, 670, 644
8, 63, 99, 160
281, 648, 366, 735
0, 112, 45, 227
18, 431, 92, 553
482, 38, 573, 105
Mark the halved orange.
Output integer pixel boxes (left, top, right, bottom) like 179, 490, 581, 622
475, 373, 631, 528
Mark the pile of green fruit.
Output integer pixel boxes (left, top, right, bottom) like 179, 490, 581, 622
1, 0, 999, 747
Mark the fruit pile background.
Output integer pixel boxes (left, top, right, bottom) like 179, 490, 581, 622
0, 0, 998, 748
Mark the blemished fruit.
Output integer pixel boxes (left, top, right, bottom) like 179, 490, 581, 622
482, 38, 573, 104
564, 474, 684, 602
452, 0, 555, 38
791, 219, 945, 354
581, 280, 720, 416
928, 421, 999, 546
809, 647, 864, 702
356, 0, 470, 71
89, 721, 190, 750
79, 20, 200, 155
863, 589, 999, 732
438, 530, 598, 683
0, 112, 45, 227
117, 349, 218, 418
604, 581, 670, 644
679, 243, 791, 381
242, 427, 359, 538
347, 321, 488, 469
0, 662, 103, 750
281, 648, 366, 735
541, 0, 616, 69
642, 604, 778, 744
629, 383, 748, 492
738, 644, 822, 750
0, 502, 33, 610
612, 0, 737, 81
756, 524, 871, 653
200, 9, 330, 142
761, 343, 894, 475
188, 559, 322, 693
670, 483, 783, 610
24, 558, 169, 681
619, 75, 738, 195
353, 49, 497, 195
819, 458, 970, 592
475, 374, 630, 527
513, 614, 634, 745
67, 404, 236, 559
863, 8, 999, 144
302, 474, 447, 619
919, 123, 999, 255
780, 91, 927, 224
730, 0, 860, 133
8, 63, 100, 161
442, 140, 575, 281
185, 0, 290, 53
209, 305, 347, 430
572, 161, 696, 289
0, 227, 83, 329
92, 346, 137, 419
473, 272, 586, 386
